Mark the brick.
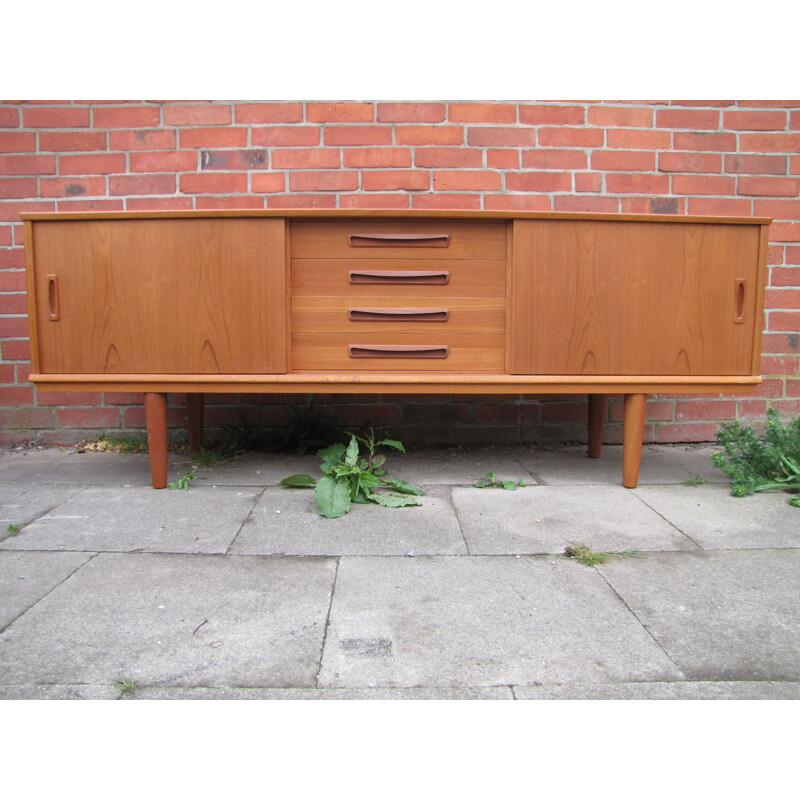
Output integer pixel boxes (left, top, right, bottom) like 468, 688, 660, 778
670, 101, 735, 107
266, 194, 337, 208
738, 101, 800, 108
772, 398, 800, 416
37, 391, 102, 406
591, 150, 655, 171
540, 400, 587, 422
126, 197, 193, 211
178, 173, 246, 194
0, 247, 25, 268
672, 174, 736, 195
753, 199, 800, 218
129, 151, 197, 172
468, 127, 537, 147
0, 363, 14, 382
234, 103, 303, 123
323, 126, 391, 146
687, 197, 753, 216
163, 104, 231, 126
411, 193, 480, 210
40, 177, 107, 197
377, 103, 446, 123
252, 126, 322, 147
307, 103, 374, 122
724, 110, 787, 130
0, 107, 19, 127
22, 107, 90, 128
110, 173, 177, 195
793, 111, 800, 130
0, 293, 26, 313
659, 152, 722, 173
673, 132, 737, 151
361, 170, 429, 191
179, 127, 248, 148
0, 132, 35, 152
760, 355, 799, 374
38, 131, 107, 151
655, 421, 719, 443
585, 106, 652, 127
675, 399, 737, 420
505, 172, 572, 192
739, 399, 769, 418
522, 149, 586, 169
195, 196, 265, 209
739, 133, 800, 153
605, 173, 670, 194
109, 129, 176, 151
0, 316, 28, 336
251, 173, 285, 192
0, 408, 53, 429
94, 105, 161, 128
554, 196, 619, 213
621, 197, 685, 214
656, 109, 721, 129
0, 227, 12, 246
488, 149, 520, 168
724, 154, 787, 174
103, 392, 144, 404
0, 155, 56, 175
395, 125, 464, 145
520, 104, 586, 125
769, 311, 800, 330
771, 222, 800, 241
785, 247, 800, 264
342, 148, 411, 168
57, 407, 121, 428
432, 170, 502, 191
0, 178, 37, 199
340, 193, 410, 209
537, 127, 604, 148
575, 173, 603, 192
414, 147, 483, 168
60, 153, 127, 174
1, 339, 30, 360
609, 399, 674, 422
57, 199, 124, 212
201, 149, 268, 170
449, 103, 516, 123
273, 148, 341, 169
738, 176, 800, 197
290, 171, 359, 192
791, 155, 800, 174
606, 129, 671, 150
483, 194, 552, 211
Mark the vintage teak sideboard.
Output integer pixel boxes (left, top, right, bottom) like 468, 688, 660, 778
21, 210, 771, 489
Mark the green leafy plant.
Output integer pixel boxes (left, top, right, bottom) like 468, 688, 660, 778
280, 429, 424, 518
281, 394, 342, 456
712, 408, 800, 505
81, 433, 149, 453
563, 543, 639, 567
114, 676, 138, 697
6, 523, 22, 535
220, 410, 271, 454
168, 470, 197, 490
682, 474, 707, 487
475, 471, 531, 490
190, 445, 235, 469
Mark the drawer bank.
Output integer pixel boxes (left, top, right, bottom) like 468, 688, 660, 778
21, 209, 771, 489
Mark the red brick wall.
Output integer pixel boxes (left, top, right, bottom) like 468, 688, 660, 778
1, 100, 798, 447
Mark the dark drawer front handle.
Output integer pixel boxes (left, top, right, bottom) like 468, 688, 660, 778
348, 232, 450, 248
48, 275, 60, 320
348, 270, 450, 285
348, 345, 450, 359
734, 278, 746, 324
348, 308, 450, 323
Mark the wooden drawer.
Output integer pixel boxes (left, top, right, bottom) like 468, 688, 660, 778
292, 258, 506, 298
292, 296, 506, 334
292, 333, 506, 372
291, 219, 508, 261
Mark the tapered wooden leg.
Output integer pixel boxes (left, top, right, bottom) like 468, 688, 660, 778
187, 393, 204, 454
588, 393, 606, 459
144, 392, 168, 489
622, 393, 647, 489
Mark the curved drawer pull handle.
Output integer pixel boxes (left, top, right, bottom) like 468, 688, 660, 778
348, 308, 450, 323
734, 278, 746, 324
348, 345, 449, 359
348, 232, 450, 248
47, 275, 60, 321
348, 270, 450, 285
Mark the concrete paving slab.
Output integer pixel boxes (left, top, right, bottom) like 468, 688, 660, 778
633, 485, 800, 550
0, 552, 336, 688
0, 551, 92, 629
125, 686, 514, 700
0, 449, 77, 483
660, 444, 728, 484
319, 556, 683, 688
597, 550, 800, 681
514, 681, 800, 699
453, 485, 697, 555
0, 684, 119, 699
186, 452, 321, 486
0, 486, 262, 554
386, 447, 536, 486
230, 486, 466, 557
0, 485, 88, 542
517, 445, 696, 485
